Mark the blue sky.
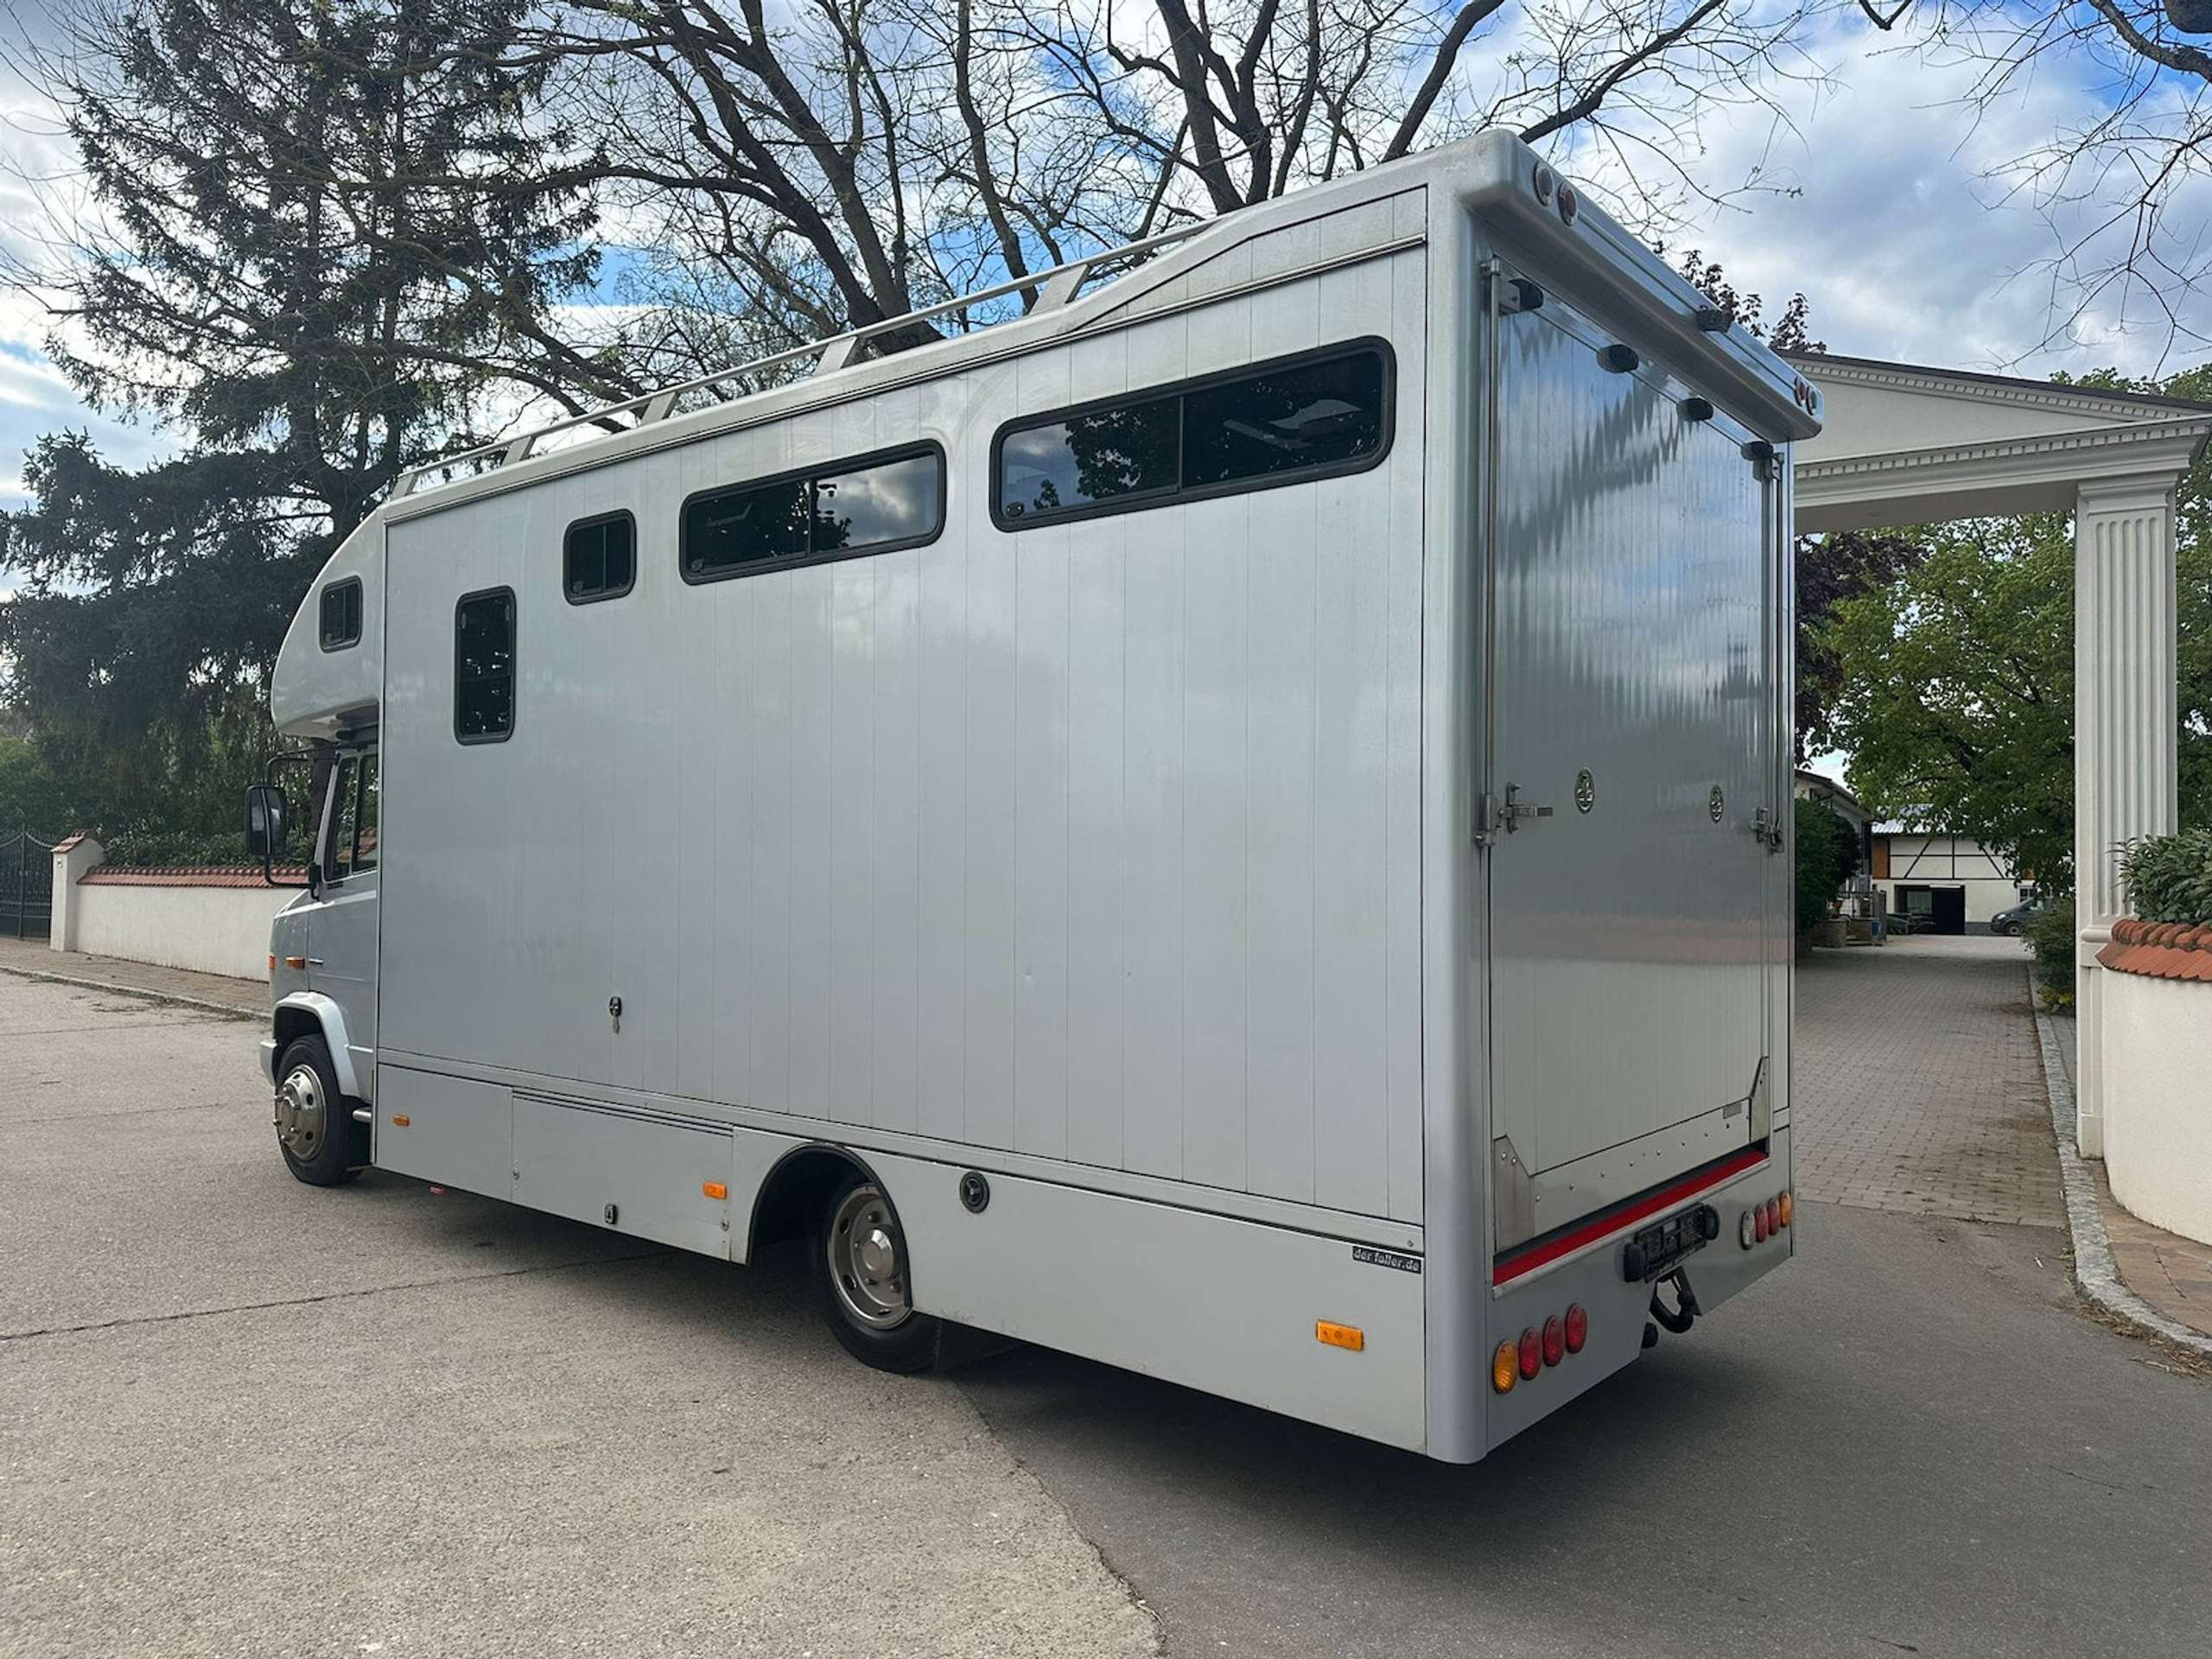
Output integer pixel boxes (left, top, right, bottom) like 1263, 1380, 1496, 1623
0, 10, 2202, 534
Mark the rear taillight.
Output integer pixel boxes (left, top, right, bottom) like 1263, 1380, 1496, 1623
1541, 1315, 1565, 1367
1517, 1327, 1542, 1380
1741, 1189, 1795, 1248
1564, 1304, 1587, 1353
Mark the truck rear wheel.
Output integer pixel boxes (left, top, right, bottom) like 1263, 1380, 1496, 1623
813, 1174, 938, 1373
273, 1033, 364, 1187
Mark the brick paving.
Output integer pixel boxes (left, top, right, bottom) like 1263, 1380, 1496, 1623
1795, 933, 2064, 1228
0, 935, 264, 1016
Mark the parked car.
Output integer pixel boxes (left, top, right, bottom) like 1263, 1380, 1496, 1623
1991, 895, 2046, 937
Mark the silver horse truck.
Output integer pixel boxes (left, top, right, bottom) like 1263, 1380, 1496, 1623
247, 128, 1817, 1463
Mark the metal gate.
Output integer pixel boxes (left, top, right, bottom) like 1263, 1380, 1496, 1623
1, 829, 58, 939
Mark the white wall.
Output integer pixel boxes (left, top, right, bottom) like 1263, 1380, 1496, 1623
1878, 834, 2025, 926
2104, 969, 2212, 1249
71, 883, 289, 982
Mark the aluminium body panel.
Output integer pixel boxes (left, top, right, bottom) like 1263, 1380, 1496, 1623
1483, 281, 1777, 1248
878, 1150, 1429, 1452
375, 247, 1430, 1227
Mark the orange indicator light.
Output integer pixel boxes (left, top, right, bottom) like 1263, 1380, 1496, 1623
1315, 1320, 1364, 1352
283, 956, 307, 970
391, 1114, 411, 1127
702, 1181, 728, 1201
1492, 1340, 1518, 1394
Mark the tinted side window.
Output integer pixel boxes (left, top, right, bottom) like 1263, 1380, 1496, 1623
319, 578, 362, 650
996, 397, 1177, 523
682, 446, 943, 582
1182, 352, 1386, 486
814, 450, 938, 551
993, 343, 1390, 529
454, 588, 516, 743
684, 477, 808, 578
564, 512, 635, 603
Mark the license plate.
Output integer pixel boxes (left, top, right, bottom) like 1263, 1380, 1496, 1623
1622, 1206, 1713, 1282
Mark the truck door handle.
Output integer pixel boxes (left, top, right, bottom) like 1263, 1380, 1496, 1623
305, 957, 325, 967
1500, 784, 1553, 832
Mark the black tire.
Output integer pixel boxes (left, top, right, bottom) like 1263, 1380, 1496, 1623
272, 1033, 365, 1187
811, 1173, 938, 1373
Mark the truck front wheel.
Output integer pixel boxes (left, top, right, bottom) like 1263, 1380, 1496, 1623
813, 1174, 938, 1373
273, 1033, 364, 1187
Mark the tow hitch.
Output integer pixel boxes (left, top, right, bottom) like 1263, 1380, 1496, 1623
1648, 1268, 1702, 1338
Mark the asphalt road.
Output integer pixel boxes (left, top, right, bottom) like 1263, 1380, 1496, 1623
4, 972, 2209, 1658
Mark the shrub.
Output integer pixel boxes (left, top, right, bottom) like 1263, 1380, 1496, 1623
2120, 828, 2212, 925
2024, 898, 2076, 1009
1795, 798, 1859, 936
100, 828, 264, 869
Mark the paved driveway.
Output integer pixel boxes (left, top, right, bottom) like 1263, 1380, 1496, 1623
0, 976, 1154, 1659
1793, 935, 2063, 1227
4, 952, 2209, 1659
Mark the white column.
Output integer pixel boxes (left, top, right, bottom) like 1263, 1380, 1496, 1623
48, 835, 105, 954
2074, 477, 2181, 1158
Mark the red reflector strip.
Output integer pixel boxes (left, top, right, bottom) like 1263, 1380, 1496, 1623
1493, 1147, 1770, 1287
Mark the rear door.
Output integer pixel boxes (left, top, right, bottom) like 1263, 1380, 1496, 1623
1482, 277, 1775, 1249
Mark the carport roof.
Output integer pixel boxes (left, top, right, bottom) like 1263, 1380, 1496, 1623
1783, 350, 2212, 533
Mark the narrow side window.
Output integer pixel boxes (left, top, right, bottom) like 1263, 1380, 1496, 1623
564, 512, 636, 604
454, 588, 516, 743
319, 578, 363, 651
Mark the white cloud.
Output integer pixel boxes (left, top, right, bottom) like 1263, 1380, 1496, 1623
0, 5, 2204, 520
1607, 12, 2212, 377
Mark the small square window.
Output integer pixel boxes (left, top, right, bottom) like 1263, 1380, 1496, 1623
564, 512, 636, 604
319, 578, 363, 651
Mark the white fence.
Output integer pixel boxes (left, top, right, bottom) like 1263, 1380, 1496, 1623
50, 836, 295, 982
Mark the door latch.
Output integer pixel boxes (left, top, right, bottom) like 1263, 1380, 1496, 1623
1478, 785, 1554, 841
1500, 783, 1553, 833
1751, 806, 1783, 853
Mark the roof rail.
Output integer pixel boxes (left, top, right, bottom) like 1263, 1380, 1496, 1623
393, 219, 1211, 500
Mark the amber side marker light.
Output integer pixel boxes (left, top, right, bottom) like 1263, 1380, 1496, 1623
1316, 1320, 1364, 1352
1778, 1191, 1794, 1229
702, 1181, 728, 1201
1492, 1340, 1519, 1394
391, 1114, 411, 1127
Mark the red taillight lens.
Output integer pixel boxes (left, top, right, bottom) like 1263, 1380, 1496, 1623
1518, 1327, 1541, 1380
1764, 1198, 1780, 1235
1564, 1303, 1587, 1353
1541, 1315, 1565, 1367
1754, 1205, 1770, 1243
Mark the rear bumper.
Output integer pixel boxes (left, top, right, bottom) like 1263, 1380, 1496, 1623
1482, 1126, 1794, 1452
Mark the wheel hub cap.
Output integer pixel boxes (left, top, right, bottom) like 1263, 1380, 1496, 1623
274, 1065, 326, 1159
829, 1186, 912, 1329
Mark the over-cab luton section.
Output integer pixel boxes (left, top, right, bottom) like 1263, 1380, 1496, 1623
247, 128, 1816, 1462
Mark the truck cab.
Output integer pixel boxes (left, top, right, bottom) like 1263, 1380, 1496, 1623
251, 530, 387, 1185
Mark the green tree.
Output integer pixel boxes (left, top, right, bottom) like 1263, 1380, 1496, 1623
1794, 798, 1859, 935
1820, 362, 2212, 893
2, 0, 616, 844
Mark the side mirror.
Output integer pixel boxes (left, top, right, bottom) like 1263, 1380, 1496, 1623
245, 784, 289, 860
